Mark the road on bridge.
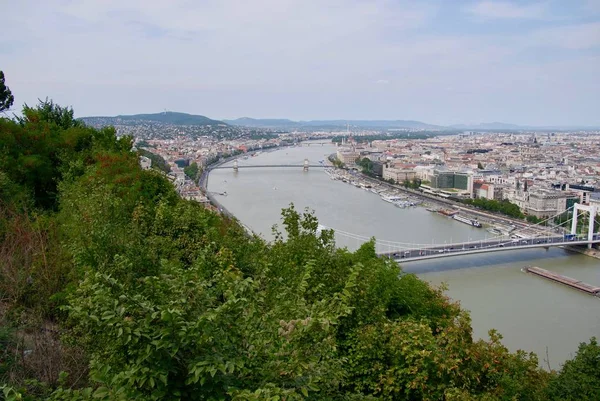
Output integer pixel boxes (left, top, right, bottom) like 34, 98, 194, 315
211, 164, 326, 169
380, 235, 600, 262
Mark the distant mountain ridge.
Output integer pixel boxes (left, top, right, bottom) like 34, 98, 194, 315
449, 122, 600, 130
449, 122, 522, 130
80, 112, 599, 131
225, 117, 298, 128
81, 112, 226, 126
224, 118, 442, 130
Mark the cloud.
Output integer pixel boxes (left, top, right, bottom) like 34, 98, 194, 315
465, 1, 547, 19
1, 0, 598, 125
528, 22, 600, 49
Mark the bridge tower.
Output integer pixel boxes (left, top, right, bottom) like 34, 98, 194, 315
570, 203, 598, 248
304, 158, 309, 171
233, 159, 238, 172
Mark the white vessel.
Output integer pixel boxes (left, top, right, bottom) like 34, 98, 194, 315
453, 214, 482, 228
381, 195, 404, 204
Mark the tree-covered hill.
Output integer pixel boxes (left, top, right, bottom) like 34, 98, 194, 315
1, 95, 599, 400
81, 112, 226, 127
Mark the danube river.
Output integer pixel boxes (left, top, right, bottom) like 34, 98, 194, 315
207, 142, 600, 368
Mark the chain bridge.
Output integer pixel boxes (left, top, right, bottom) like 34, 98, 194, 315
211, 158, 326, 171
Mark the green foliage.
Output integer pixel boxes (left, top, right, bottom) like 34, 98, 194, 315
0, 171, 32, 212
183, 162, 200, 181
526, 215, 545, 224
0, 100, 132, 209
107, 111, 225, 126
0, 71, 14, 112
555, 211, 571, 225
247, 132, 279, 140
356, 157, 373, 174
17, 99, 82, 130
137, 148, 171, 173
0, 325, 17, 379
0, 209, 70, 318
331, 158, 345, 168
462, 198, 524, 219
546, 337, 600, 400
402, 177, 421, 189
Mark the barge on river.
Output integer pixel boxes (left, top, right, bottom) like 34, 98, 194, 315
524, 266, 600, 296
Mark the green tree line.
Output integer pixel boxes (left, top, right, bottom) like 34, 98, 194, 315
0, 78, 598, 400
184, 162, 201, 181
461, 198, 524, 219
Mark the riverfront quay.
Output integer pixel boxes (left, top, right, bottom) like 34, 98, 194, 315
207, 142, 600, 368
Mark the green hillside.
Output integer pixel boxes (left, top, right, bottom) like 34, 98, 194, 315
82, 111, 226, 126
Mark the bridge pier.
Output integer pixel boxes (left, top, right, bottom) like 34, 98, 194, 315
304, 158, 309, 171
571, 204, 598, 249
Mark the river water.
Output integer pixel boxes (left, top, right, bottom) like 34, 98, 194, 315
207, 142, 600, 368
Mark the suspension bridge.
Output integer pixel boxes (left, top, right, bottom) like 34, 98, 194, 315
318, 204, 600, 262
210, 158, 326, 171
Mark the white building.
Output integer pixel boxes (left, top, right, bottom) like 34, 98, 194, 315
139, 156, 152, 170
383, 165, 417, 183
511, 188, 569, 218
336, 150, 359, 166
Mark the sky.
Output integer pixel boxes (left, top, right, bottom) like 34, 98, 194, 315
2, 0, 600, 126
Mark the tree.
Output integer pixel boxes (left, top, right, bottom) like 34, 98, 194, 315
463, 198, 524, 219
331, 158, 345, 168
527, 215, 544, 224
546, 338, 600, 400
356, 157, 373, 174
184, 162, 200, 181
0, 99, 132, 209
0, 70, 15, 112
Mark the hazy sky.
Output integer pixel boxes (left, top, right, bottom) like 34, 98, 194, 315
2, 0, 599, 125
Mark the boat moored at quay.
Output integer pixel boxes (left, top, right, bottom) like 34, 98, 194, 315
453, 214, 483, 228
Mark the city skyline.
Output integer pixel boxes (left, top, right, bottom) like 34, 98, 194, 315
3, 0, 600, 126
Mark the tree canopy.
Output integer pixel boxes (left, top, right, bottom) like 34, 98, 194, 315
462, 198, 524, 219
0, 71, 15, 112
184, 161, 200, 181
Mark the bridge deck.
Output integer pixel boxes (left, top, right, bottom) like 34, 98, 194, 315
212, 164, 326, 169
378, 239, 600, 262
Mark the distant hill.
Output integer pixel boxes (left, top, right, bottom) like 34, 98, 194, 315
81, 112, 599, 131
81, 112, 226, 126
224, 117, 299, 128
309, 120, 443, 129
225, 118, 441, 130
449, 122, 600, 131
450, 122, 523, 130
